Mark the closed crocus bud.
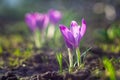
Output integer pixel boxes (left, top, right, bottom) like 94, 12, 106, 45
25, 12, 38, 32
49, 9, 62, 25
36, 13, 49, 31
59, 18, 86, 49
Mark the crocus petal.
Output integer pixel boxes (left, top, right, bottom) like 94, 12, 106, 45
70, 20, 78, 27
36, 14, 49, 30
70, 21, 80, 38
36, 13, 44, 28
65, 40, 73, 49
67, 31, 76, 45
43, 14, 49, 29
59, 25, 69, 40
25, 13, 37, 32
80, 18, 86, 37
59, 25, 75, 47
70, 21, 81, 47
49, 9, 62, 24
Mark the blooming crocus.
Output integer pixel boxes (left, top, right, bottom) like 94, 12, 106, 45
25, 12, 49, 32
59, 19, 86, 49
36, 13, 49, 31
25, 12, 38, 32
48, 9, 62, 25
25, 12, 49, 48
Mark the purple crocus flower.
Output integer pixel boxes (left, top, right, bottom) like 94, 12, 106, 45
48, 9, 62, 25
25, 12, 49, 32
36, 13, 49, 31
25, 12, 38, 32
59, 19, 86, 49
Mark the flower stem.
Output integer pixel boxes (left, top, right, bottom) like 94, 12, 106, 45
47, 24, 55, 39
76, 47, 81, 67
56, 53, 63, 73
34, 30, 41, 48
68, 48, 73, 72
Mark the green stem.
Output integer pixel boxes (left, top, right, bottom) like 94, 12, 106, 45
76, 47, 81, 67
68, 48, 73, 72
60, 64, 62, 73
56, 53, 63, 73
59, 56, 63, 73
47, 24, 55, 39
34, 30, 41, 48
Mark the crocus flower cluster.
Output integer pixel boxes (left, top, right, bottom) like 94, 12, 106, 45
25, 9, 62, 48
25, 9, 62, 32
59, 19, 86, 49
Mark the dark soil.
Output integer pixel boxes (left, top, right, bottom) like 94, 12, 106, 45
0, 46, 120, 80
0, 48, 107, 80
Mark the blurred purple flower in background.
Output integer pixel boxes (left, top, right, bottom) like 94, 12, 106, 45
25, 12, 49, 48
25, 12, 49, 32
59, 19, 86, 49
25, 12, 38, 32
48, 9, 62, 25
36, 13, 49, 31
